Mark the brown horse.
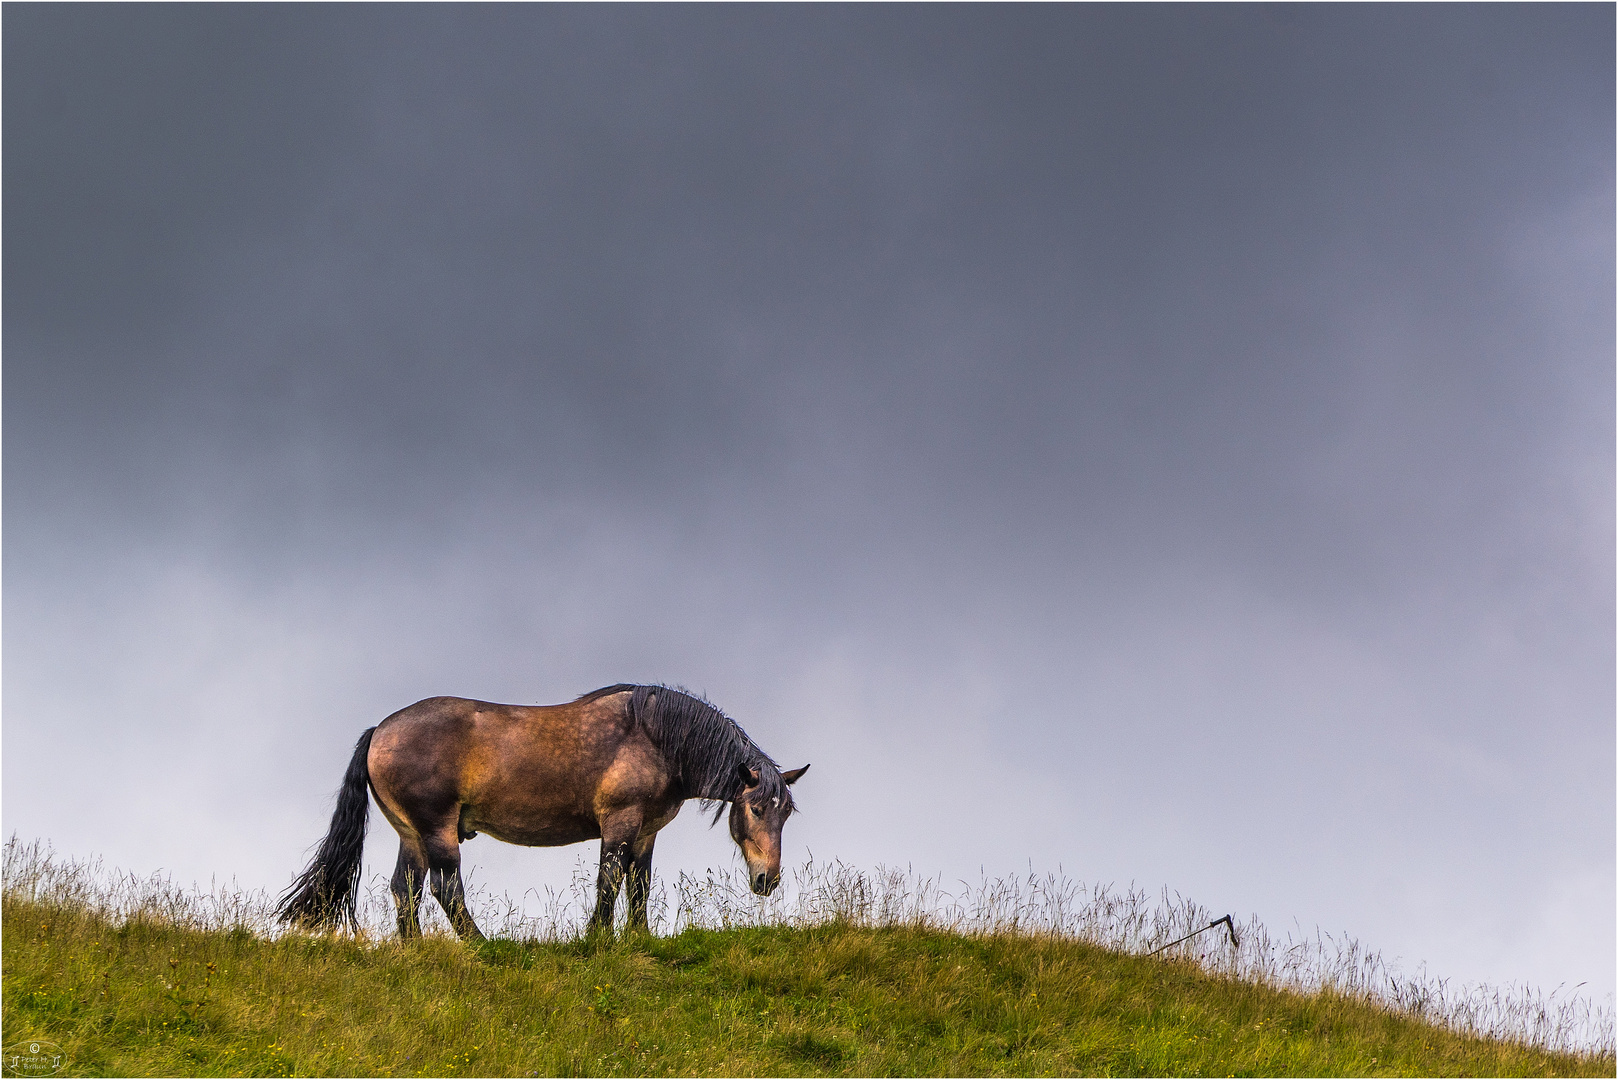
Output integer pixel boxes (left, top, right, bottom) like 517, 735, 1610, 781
276, 684, 807, 939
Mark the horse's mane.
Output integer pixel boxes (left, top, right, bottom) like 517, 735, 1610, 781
575, 683, 640, 705
575, 683, 792, 818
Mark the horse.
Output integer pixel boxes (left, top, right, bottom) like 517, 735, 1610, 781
275, 683, 808, 940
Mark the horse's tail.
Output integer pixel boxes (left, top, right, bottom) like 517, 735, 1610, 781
275, 727, 376, 932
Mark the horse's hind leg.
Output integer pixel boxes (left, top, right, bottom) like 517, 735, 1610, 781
425, 833, 485, 942
391, 841, 428, 940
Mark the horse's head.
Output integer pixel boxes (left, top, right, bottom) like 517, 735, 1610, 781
728, 762, 809, 896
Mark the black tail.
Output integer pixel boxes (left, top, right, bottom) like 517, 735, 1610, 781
275, 727, 375, 932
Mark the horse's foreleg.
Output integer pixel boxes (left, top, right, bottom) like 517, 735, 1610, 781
425, 835, 485, 942
588, 838, 630, 934
391, 842, 428, 940
625, 834, 657, 932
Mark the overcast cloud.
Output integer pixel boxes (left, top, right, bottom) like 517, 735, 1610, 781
5, 4, 1613, 1002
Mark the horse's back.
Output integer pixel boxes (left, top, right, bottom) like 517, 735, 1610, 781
370, 691, 632, 772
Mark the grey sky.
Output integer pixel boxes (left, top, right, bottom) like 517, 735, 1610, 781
5, 5, 1612, 1002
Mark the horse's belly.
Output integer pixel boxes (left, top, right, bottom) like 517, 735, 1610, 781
474, 813, 601, 848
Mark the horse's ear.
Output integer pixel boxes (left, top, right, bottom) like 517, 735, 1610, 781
781, 765, 809, 785
737, 762, 760, 789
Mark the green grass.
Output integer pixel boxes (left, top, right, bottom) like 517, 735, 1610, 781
5, 892, 1612, 1077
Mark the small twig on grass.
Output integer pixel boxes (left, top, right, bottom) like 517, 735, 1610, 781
1148, 914, 1239, 955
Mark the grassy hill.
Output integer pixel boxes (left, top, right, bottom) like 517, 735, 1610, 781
4, 839, 1612, 1077
6, 889, 1613, 1077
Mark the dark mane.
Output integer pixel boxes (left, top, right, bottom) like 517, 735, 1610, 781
574, 683, 639, 705
578, 683, 792, 817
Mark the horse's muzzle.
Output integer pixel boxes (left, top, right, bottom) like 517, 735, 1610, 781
752, 871, 779, 896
